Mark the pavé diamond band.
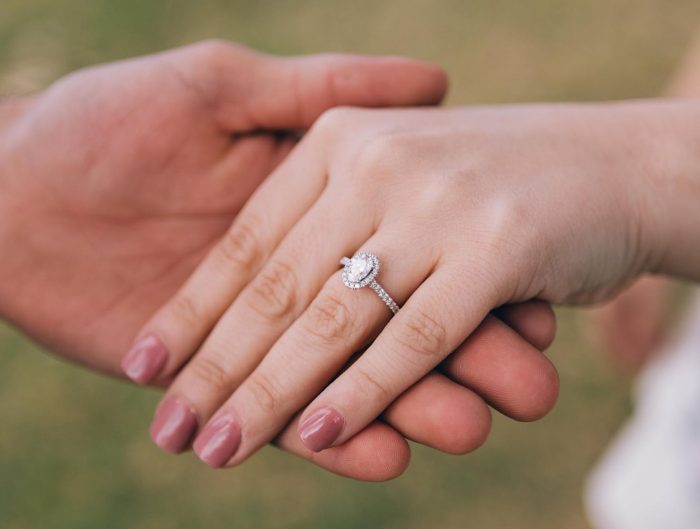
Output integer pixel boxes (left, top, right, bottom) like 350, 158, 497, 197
340, 252, 400, 315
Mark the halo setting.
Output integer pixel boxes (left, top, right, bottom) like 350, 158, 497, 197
339, 252, 399, 314
341, 252, 380, 289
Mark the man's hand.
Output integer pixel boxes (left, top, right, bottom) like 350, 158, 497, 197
0, 40, 446, 373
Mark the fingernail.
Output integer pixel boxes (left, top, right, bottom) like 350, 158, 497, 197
121, 335, 168, 384
193, 415, 241, 468
149, 398, 198, 454
298, 407, 344, 452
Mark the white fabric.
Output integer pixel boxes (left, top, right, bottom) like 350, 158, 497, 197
585, 293, 700, 529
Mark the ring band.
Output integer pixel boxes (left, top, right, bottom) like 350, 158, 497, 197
340, 252, 400, 315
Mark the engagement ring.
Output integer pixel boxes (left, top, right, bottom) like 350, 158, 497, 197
340, 252, 400, 315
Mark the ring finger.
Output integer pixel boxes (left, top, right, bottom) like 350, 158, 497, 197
271, 302, 557, 480
191, 229, 435, 467
149, 190, 377, 453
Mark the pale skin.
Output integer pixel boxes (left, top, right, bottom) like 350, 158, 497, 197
0, 41, 559, 480
591, 29, 700, 373
135, 95, 700, 468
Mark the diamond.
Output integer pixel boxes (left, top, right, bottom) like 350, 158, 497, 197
341, 252, 380, 289
346, 255, 373, 283
339, 251, 398, 314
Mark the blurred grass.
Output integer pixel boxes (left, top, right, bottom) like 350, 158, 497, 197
1, 1, 699, 528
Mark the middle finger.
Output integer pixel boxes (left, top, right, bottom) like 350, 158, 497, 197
191, 229, 436, 467
150, 189, 377, 453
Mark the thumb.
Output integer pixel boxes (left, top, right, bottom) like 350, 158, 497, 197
174, 40, 448, 130
247, 51, 449, 129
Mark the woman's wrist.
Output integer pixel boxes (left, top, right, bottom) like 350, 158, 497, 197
631, 99, 700, 280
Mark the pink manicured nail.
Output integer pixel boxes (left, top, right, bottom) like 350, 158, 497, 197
298, 407, 344, 452
121, 335, 168, 384
150, 398, 198, 454
193, 415, 241, 468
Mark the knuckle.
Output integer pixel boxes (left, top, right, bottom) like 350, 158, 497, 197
391, 309, 448, 362
316, 106, 355, 127
171, 293, 204, 328
354, 136, 392, 175
178, 40, 252, 108
245, 372, 284, 414
188, 353, 231, 394
311, 106, 359, 139
352, 364, 392, 401
217, 218, 263, 272
351, 133, 411, 184
246, 260, 298, 322
477, 195, 534, 258
191, 39, 236, 62
324, 134, 407, 204
303, 291, 354, 343
486, 195, 532, 235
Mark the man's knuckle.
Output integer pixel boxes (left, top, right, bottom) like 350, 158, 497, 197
246, 260, 298, 321
177, 40, 253, 108
304, 292, 354, 342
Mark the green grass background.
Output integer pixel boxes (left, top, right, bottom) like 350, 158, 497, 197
1, 1, 699, 528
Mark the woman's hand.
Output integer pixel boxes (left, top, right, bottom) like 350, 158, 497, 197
143, 101, 700, 468
156, 100, 700, 468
